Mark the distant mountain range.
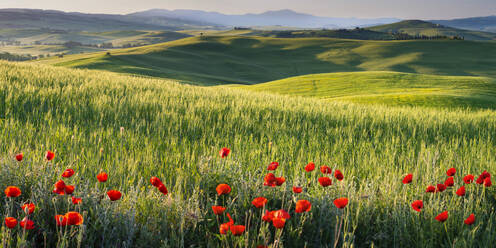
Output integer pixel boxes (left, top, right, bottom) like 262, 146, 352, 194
430, 16, 496, 33
129, 9, 400, 29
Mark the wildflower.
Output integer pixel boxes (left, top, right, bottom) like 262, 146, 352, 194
107, 190, 122, 201
295, 200, 311, 213
20, 217, 34, 230
62, 169, 75, 178
212, 206, 226, 215
435, 211, 448, 222
436, 184, 446, 192
267, 162, 279, 171
54, 180, 66, 191
4, 186, 21, 197
46, 150, 55, 161
464, 214, 475, 225
476, 171, 491, 184
219, 213, 234, 234
426, 185, 436, 193
252, 197, 268, 208
263, 173, 276, 186
320, 165, 332, 174
463, 174, 474, 184
456, 186, 466, 196
22, 203, 35, 215
402, 174, 413, 184
4, 217, 17, 229
64, 185, 75, 195
15, 153, 23, 161
157, 184, 168, 195
484, 177, 492, 187
65, 212, 84, 225
272, 217, 286, 229
318, 177, 332, 187
411, 200, 423, 212
216, 184, 231, 196
292, 186, 302, 193
97, 172, 108, 182
230, 225, 245, 236
334, 170, 344, 181
55, 215, 67, 226
444, 177, 454, 187
275, 177, 285, 186
72, 197, 82, 205
219, 147, 230, 158
262, 210, 273, 222
273, 210, 291, 220
446, 168, 456, 176
150, 177, 162, 187
305, 162, 315, 172
333, 197, 348, 209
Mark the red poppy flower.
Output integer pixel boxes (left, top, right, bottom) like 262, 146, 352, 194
481, 170, 491, 179
230, 225, 245, 236
267, 162, 279, 171
262, 210, 273, 222
64, 185, 75, 195
97, 172, 108, 182
402, 174, 413, 184
333, 197, 348, 209
54, 180, 66, 191
476, 171, 491, 184
212, 206, 226, 215
53, 188, 65, 195
65, 212, 84, 225
411, 200, 423, 212
20, 217, 34, 230
444, 177, 454, 187
263, 173, 277, 186
292, 186, 302, 193
219, 147, 230, 158
4, 217, 17, 229
320, 165, 332, 174
150, 177, 162, 187
55, 215, 67, 226
157, 184, 168, 195
4, 186, 21, 197
456, 186, 466, 196
107, 190, 122, 201
463, 174, 474, 184
272, 217, 286, 229
464, 214, 475, 225
318, 177, 332, 187
295, 200, 311, 213
305, 162, 315, 172
435, 211, 448, 222
216, 184, 231, 196
273, 210, 291, 220
45, 150, 55, 161
484, 177, 492, 187
62, 169, 75, 178
275, 177, 285, 186
72, 197, 82, 205
22, 203, 35, 215
252, 197, 268, 208
219, 223, 230, 234
15, 153, 23, 162
426, 185, 436, 193
446, 168, 456, 176
436, 184, 446, 192
334, 170, 344, 181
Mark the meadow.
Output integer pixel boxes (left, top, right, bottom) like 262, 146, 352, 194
1, 61, 496, 247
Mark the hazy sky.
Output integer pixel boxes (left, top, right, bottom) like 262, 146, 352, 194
0, 0, 495, 19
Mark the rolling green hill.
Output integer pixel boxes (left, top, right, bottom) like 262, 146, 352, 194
368, 20, 496, 40
38, 36, 496, 85
244, 71, 496, 109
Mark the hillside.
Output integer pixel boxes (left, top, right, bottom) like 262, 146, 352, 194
431, 16, 496, 33
1, 61, 496, 247
368, 20, 496, 40
244, 71, 496, 109
39, 36, 496, 85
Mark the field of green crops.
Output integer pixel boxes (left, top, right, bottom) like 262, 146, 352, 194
1, 61, 496, 247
